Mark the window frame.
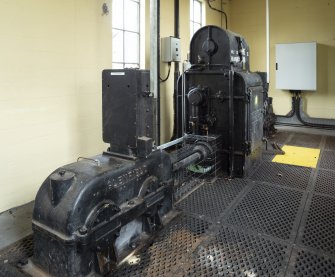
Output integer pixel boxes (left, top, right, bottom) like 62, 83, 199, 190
112, 0, 141, 69
190, 0, 203, 38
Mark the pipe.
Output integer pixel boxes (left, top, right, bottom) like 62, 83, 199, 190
171, 0, 180, 141
150, 0, 160, 145
172, 142, 213, 171
295, 96, 335, 129
228, 70, 235, 177
157, 135, 185, 150
266, 0, 270, 83
182, 71, 186, 136
173, 152, 202, 171
206, 0, 228, 29
174, 0, 180, 48
276, 92, 335, 129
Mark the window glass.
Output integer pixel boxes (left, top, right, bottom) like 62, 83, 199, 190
124, 0, 140, 32
124, 32, 139, 63
112, 30, 124, 63
112, 1, 123, 29
112, 0, 140, 69
190, 0, 202, 38
193, 1, 201, 23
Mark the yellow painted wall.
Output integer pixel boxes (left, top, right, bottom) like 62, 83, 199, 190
0, 0, 111, 212
230, 0, 266, 72
206, 0, 231, 29
270, 0, 335, 118
230, 0, 335, 118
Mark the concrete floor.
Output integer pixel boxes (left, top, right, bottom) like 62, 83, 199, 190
0, 201, 33, 250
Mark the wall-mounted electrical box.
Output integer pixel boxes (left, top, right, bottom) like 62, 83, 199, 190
161, 37, 181, 63
276, 42, 317, 91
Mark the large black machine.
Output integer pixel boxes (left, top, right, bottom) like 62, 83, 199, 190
24, 26, 268, 276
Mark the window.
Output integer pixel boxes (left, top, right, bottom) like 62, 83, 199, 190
190, 0, 203, 38
112, 0, 140, 69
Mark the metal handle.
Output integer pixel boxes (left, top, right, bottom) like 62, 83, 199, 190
77, 157, 101, 166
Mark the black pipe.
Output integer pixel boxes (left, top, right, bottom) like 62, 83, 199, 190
171, 0, 180, 141
295, 96, 335, 129
174, 0, 180, 47
174, 0, 180, 73
172, 143, 211, 171
173, 152, 202, 171
228, 71, 235, 177
207, 0, 228, 29
276, 92, 335, 130
276, 91, 298, 119
157, 0, 161, 144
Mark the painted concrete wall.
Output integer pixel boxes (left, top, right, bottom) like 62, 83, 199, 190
0, 0, 112, 212
230, 0, 335, 118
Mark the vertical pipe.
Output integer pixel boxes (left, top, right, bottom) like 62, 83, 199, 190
150, 0, 160, 145
182, 72, 186, 136
228, 70, 235, 177
171, 0, 180, 140
266, 0, 270, 83
174, 0, 180, 54
174, 0, 180, 74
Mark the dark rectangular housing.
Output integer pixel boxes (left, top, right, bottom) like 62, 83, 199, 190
102, 69, 154, 157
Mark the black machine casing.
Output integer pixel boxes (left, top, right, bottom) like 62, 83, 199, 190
30, 69, 174, 277
102, 69, 155, 157
32, 152, 173, 276
29, 26, 266, 277
177, 26, 265, 177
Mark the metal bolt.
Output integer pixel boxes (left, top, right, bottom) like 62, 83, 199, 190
59, 170, 66, 176
79, 226, 87, 235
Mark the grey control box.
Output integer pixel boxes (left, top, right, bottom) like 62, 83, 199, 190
161, 37, 181, 63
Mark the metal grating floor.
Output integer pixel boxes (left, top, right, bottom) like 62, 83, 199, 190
226, 183, 305, 240
250, 161, 312, 190
176, 178, 248, 220
1, 129, 335, 276
184, 226, 290, 276
112, 215, 211, 277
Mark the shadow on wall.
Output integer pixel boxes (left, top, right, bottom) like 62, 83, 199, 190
303, 44, 335, 119
75, 78, 107, 157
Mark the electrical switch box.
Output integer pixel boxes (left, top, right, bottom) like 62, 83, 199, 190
161, 37, 181, 63
276, 42, 317, 91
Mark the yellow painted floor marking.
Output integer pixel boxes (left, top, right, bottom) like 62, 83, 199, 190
272, 145, 320, 168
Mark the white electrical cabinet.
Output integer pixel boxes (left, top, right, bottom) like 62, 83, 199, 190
275, 42, 317, 91
161, 37, 181, 63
